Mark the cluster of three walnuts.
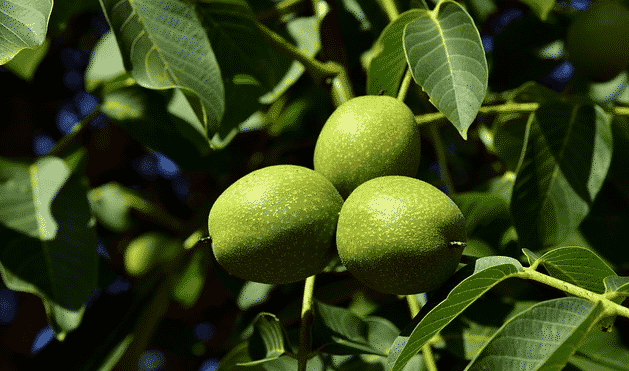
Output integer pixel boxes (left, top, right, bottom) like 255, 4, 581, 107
208, 95, 466, 295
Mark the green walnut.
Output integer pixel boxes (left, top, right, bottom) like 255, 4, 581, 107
208, 165, 344, 284
313, 95, 421, 199
566, 1, 629, 82
336, 176, 467, 295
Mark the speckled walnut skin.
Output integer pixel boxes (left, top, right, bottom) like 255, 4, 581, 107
313, 95, 421, 199
336, 176, 466, 295
209, 165, 343, 284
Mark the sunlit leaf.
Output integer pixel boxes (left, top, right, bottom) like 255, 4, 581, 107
388, 256, 523, 371
465, 297, 606, 370
510, 103, 613, 250
403, 0, 488, 139
536, 246, 616, 294
99, 0, 224, 134
0, 0, 52, 64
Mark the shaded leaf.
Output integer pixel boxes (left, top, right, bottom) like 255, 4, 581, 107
366, 9, 424, 97
99, 0, 224, 134
570, 323, 629, 370
451, 192, 510, 235
403, 0, 488, 139
218, 342, 327, 371
0, 0, 52, 64
0, 156, 97, 335
465, 297, 606, 371
242, 313, 290, 366
100, 86, 212, 171
196, 0, 292, 137
388, 256, 523, 371
2, 38, 49, 80
88, 182, 133, 232
519, 0, 555, 21
312, 300, 385, 356
510, 103, 613, 250
172, 248, 207, 308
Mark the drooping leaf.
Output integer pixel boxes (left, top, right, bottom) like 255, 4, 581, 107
0, 156, 98, 336
240, 313, 291, 366
510, 103, 613, 250
403, 0, 488, 139
465, 297, 607, 371
388, 256, 523, 371
0, 0, 53, 64
99, 0, 224, 135
366, 9, 424, 97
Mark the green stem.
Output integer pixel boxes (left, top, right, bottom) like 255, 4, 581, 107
48, 108, 100, 157
255, 21, 341, 86
405, 295, 438, 371
428, 123, 455, 195
377, 0, 400, 20
397, 68, 413, 102
518, 268, 629, 318
298, 275, 316, 371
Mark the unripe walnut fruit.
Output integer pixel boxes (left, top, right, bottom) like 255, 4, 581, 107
313, 95, 421, 198
336, 176, 467, 294
208, 165, 343, 284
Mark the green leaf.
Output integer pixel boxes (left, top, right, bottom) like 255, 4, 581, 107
237, 281, 273, 310
99, 0, 225, 134
88, 182, 133, 232
240, 313, 291, 366
451, 192, 510, 235
0, 0, 52, 64
100, 86, 212, 171
312, 300, 386, 356
172, 248, 207, 308
217, 342, 328, 371
366, 9, 424, 97
84, 30, 128, 92
387, 256, 523, 371
2, 38, 49, 80
535, 246, 616, 295
519, 0, 555, 21
510, 103, 613, 250
570, 323, 629, 370
0, 156, 98, 335
196, 0, 292, 137
604, 276, 629, 297
465, 297, 607, 370
403, 0, 488, 139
